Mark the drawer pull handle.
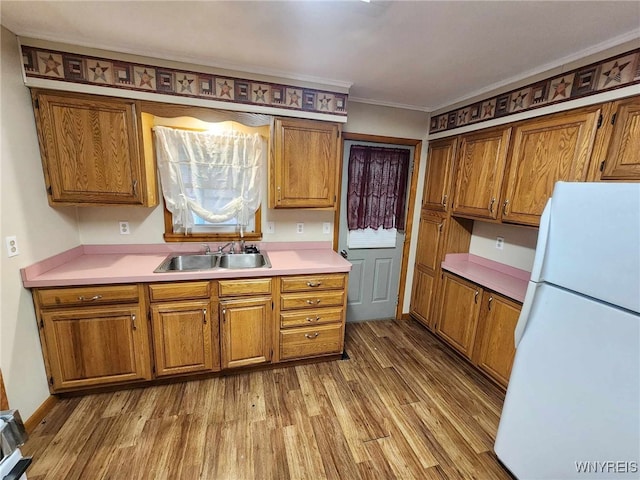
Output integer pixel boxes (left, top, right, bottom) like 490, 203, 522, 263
305, 332, 320, 339
203, 308, 207, 324
306, 316, 321, 322
306, 282, 322, 287
306, 299, 321, 305
78, 295, 103, 302
489, 198, 495, 213
131, 314, 137, 330
474, 291, 479, 304
222, 308, 227, 322
442, 194, 447, 207
503, 199, 510, 216
488, 296, 493, 311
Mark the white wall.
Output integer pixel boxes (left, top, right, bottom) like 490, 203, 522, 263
469, 222, 537, 272
1, 27, 80, 418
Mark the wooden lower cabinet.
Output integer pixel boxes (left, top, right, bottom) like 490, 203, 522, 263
150, 300, 219, 376
410, 266, 436, 328
434, 272, 521, 388
472, 293, 520, 388
220, 297, 272, 369
276, 273, 347, 362
436, 273, 481, 357
40, 304, 151, 391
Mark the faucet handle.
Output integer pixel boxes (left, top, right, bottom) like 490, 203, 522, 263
202, 244, 211, 254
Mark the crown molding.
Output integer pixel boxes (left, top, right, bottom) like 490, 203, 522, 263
349, 96, 430, 112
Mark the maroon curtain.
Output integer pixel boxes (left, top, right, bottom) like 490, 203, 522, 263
347, 145, 410, 232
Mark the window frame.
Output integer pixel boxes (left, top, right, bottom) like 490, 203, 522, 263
163, 204, 262, 243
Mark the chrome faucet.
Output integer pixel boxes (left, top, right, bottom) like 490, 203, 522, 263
218, 242, 236, 254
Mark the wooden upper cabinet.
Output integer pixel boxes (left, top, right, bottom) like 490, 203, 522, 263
452, 127, 511, 220
32, 89, 157, 206
501, 107, 600, 226
270, 117, 341, 209
423, 137, 457, 211
599, 96, 640, 180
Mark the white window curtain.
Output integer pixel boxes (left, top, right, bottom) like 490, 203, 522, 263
154, 126, 266, 235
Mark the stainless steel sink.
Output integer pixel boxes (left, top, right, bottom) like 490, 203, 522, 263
154, 252, 271, 272
154, 254, 219, 272
218, 253, 271, 269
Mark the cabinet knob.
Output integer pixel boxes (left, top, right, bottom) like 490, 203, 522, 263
305, 332, 320, 339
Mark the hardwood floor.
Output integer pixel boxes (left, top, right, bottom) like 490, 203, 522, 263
22, 320, 512, 480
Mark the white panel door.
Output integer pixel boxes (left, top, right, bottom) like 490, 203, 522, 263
338, 140, 412, 322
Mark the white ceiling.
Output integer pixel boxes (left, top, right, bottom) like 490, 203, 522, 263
1, 1, 639, 111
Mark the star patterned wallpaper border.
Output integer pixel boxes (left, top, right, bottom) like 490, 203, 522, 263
429, 48, 640, 134
21, 45, 349, 118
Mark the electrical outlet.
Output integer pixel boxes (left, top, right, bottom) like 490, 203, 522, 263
296, 223, 304, 234
322, 222, 331, 234
266, 221, 275, 234
119, 221, 130, 235
5, 236, 19, 257
495, 236, 504, 250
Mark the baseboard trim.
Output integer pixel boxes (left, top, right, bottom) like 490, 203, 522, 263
24, 395, 58, 433
400, 313, 412, 321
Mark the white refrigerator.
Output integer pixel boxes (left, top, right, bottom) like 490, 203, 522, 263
495, 182, 640, 479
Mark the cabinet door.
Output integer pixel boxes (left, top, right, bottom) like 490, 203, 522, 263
452, 127, 511, 220
600, 97, 640, 180
41, 305, 150, 391
410, 266, 436, 329
472, 293, 521, 388
436, 273, 481, 357
271, 118, 340, 208
414, 211, 445, 271
150, 300, 219, 377
33, 90, 152, 206
423, 137, 457, 211
220, 297, 272, 369
502, 107, 600, 225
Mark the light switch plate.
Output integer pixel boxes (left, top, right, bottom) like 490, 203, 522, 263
266, 222, 275, 234
322, 222, 331, 234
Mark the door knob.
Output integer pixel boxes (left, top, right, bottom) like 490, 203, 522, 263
340, 249, 348, 259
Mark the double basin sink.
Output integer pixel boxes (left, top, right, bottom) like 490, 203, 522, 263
154, 252, 271, 272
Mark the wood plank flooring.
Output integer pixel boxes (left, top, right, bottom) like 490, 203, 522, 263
22, 320, 512, 480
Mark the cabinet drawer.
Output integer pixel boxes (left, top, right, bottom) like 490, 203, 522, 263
280, 307, 344, 329
218, 278, 272, 297
280, 323, 344, 361
280, 291, 345, 310
36, 284, 139, 308
280, 274, 345, 292
148, 281, 211, 302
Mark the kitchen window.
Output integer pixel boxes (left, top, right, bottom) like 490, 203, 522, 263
148, 114, 269, 242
